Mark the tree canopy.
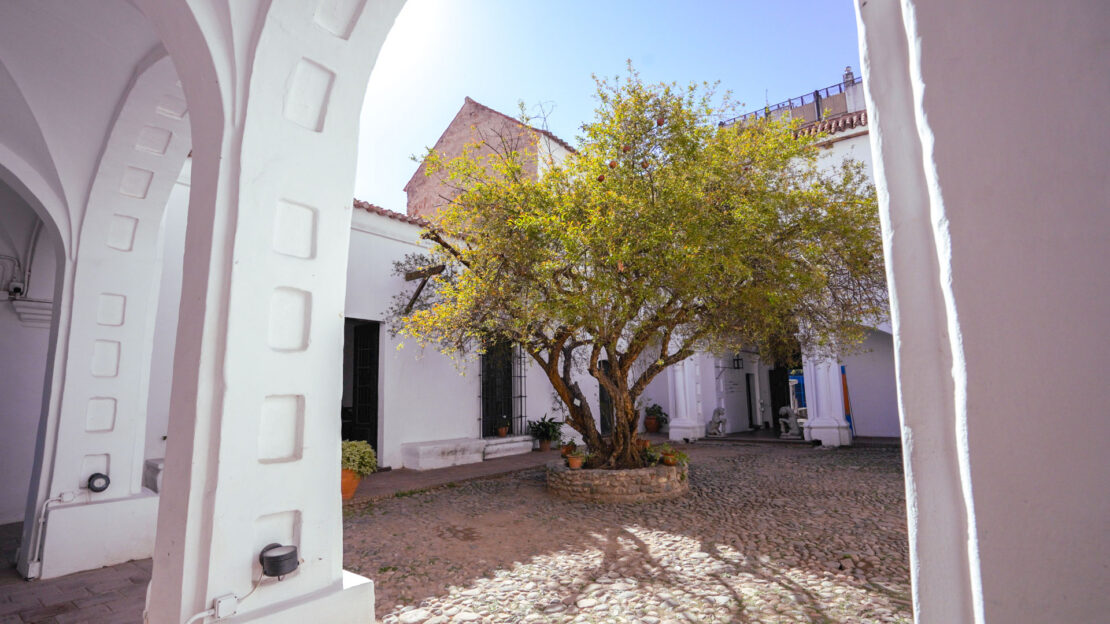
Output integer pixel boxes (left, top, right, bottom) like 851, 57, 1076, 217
389, 67, 886, 468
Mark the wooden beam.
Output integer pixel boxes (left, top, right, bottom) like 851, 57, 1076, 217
404, 265, 445, 282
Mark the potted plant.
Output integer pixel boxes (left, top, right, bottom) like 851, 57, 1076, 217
644, 403, 668, 433
527, 414, 563, 451
656, 443, 688, 467
341, 440, 378, 500
496, 414, 510, 437
560, 440, 577, 457
566, 448, 585, 470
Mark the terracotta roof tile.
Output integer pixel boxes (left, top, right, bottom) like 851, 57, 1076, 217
353, 199, 428, 227
795, 109, 868, 138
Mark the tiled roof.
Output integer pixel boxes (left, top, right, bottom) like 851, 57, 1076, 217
795, 109, 868, 138
462, 97, 577, 154
353, 199, 427, 227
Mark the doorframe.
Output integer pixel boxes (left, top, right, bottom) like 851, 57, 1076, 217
343, 318, 381, 454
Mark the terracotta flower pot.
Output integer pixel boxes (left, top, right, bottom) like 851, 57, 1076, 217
538, 439, 552, 452
560, 444, 576, 457
341, 468, 361, 500
661, 454, 677, 467
497, 426, 509, 437
644, 416, 660, 433
567, 456, 584, 469
637, 439, 651, 451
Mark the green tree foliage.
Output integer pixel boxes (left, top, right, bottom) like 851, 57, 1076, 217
390, 67, 886, 469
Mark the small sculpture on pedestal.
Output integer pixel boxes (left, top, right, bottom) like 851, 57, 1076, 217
778, 406, 802, 438
707, 408, 727, 437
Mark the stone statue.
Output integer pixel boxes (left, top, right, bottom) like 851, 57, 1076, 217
707, 408, 727, 437
778, 406, 802, 438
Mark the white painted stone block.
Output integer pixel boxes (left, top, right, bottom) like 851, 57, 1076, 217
401, 438, 486, 470
482, 435, 532, 460
39, 492, 158, 579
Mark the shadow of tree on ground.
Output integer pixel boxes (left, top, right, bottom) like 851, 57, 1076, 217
344, 443, 911, 623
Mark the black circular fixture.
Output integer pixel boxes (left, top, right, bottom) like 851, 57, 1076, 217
87, 473, 110, 493
259, 543, 299, 578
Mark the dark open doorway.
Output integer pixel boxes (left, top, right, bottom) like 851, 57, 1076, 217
745, 373, 756, 429
480, 338, 514, 437
768, 364, 790, 435
343, 319, 380, 453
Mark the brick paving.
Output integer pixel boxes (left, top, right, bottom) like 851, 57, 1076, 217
0, 522, 148, 624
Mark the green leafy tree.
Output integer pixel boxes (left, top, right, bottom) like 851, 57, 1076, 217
390, 67, 886, 469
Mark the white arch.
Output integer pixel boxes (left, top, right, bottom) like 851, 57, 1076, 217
0, 148, 71, 258
17, 47, 193, 579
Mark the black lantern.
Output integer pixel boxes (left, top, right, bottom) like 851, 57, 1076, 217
732, 354, 744, 370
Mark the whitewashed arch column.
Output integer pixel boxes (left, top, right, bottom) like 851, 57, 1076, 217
857, 0, 1109, 622
135, 1, 404, 622
15, 49, 192, 579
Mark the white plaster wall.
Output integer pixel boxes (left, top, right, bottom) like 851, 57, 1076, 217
345, 211, 479, 469
143, 172, 189, 460
842, 329, 898, 438
818, 132, 874, 178
0, 311, 50, 524
0, 181, 58, 523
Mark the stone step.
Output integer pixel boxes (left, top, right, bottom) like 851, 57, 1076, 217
483, 435, 533, 460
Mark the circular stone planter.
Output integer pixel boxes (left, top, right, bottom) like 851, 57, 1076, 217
545, 461, 689, 503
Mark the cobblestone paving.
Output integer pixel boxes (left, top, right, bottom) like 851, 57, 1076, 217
344, 443, 911, 624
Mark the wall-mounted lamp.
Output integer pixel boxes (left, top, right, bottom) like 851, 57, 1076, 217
732, 355, 744, 370
87, 473, 110, 493
259, 543, 299, 578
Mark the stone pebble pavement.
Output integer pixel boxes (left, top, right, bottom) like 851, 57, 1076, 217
344, 443, 912, 624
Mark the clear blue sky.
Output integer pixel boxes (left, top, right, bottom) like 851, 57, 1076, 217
354, 0, 862, 212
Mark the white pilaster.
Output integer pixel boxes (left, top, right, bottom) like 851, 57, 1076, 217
801, 356, 851, 447
668, 359, 704, 441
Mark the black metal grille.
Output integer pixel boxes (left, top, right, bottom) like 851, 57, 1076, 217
480, 339, 527, 437
511, 344, 528, 435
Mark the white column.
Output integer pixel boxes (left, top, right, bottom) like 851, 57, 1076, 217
668, 358, 704, 441
858, 1, 1109, 622
800, 355, 851, 447
138, 1, 404, 622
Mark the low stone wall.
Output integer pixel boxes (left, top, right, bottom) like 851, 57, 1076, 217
545, 461, 689, 503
